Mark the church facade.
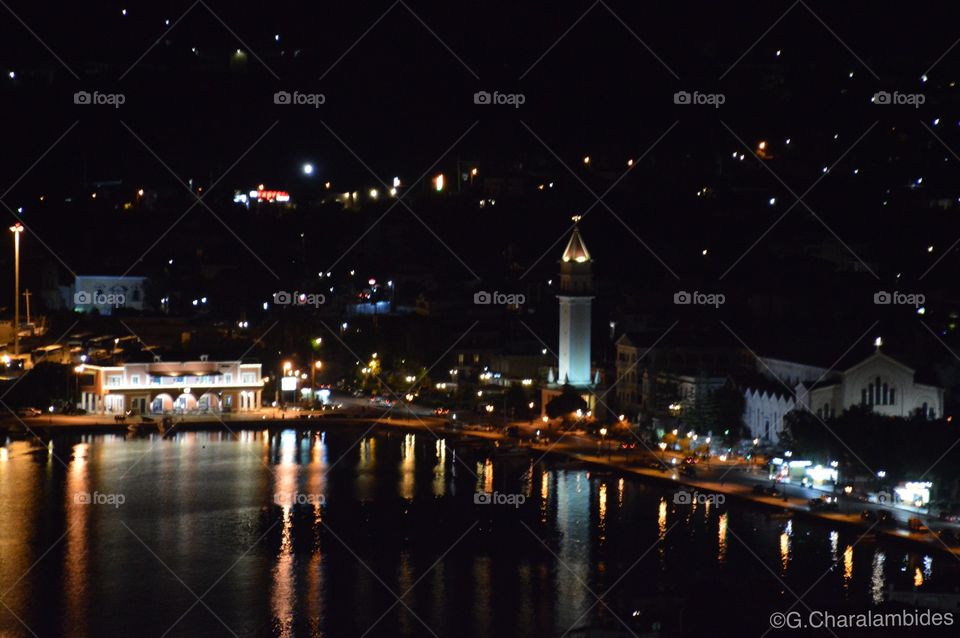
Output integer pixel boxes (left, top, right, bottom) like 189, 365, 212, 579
743, 350, 944, 444
795, 351, 943, 421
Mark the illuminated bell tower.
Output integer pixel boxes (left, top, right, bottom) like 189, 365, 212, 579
557, 217, 593, 387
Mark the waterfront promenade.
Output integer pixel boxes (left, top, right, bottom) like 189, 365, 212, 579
3, 406, 958, 558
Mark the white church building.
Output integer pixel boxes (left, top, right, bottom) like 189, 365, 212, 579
743, 349, 945, 445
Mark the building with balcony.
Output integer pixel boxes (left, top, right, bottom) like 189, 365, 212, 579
78, 357, 263, 415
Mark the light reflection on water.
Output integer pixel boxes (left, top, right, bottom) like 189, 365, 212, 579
717, 513, 728, 563
356, 436, 376, 501
780, 520, 792, 575
399, 433, 416, 500
271, 431, 298, 637
872, 551, 887, 604
843, 545, 854, 589
0, 441, 39, 632
433, 439, 446, 497
307, 433, 327, 636
598, 482, 608, 542
0, 430, 947, 637
65, 443, 89, 638
555, 471, 589, 633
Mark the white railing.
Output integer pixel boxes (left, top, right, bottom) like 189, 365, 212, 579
103, 380, 263, 391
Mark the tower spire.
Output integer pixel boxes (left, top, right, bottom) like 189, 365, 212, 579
562, 216, 591, 264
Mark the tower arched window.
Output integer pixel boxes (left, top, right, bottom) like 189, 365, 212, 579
882, 383, 888, 405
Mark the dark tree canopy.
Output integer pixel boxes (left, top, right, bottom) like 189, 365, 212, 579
546, 384, 588, 419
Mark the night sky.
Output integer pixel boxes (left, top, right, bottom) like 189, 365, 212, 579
2, 1, 960, 358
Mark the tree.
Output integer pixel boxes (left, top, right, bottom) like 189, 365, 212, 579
781, 409, 822, 452
505, 383, 530, 419
714, 382, 746, 442
545, 384, 588, 419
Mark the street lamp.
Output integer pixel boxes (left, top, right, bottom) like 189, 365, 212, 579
599, 426, 608, 456
311, 360, 322, 404
73, 365, 85, 409
278, 361, 292, 406
9, 223, 23, 356
658, 441, 667, 463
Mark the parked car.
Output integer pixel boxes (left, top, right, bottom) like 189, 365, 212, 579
938, 510, 960, 523
16, 407, 42, 417
679, 465, 697, 477
753, 484, 779, 496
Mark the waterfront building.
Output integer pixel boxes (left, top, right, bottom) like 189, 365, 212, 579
78, 356, 263, 414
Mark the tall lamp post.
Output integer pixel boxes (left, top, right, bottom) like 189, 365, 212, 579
74, 365, 85, 410
9, 223, 23, 356
312, 360, 322, 405
279, 360, 292, 407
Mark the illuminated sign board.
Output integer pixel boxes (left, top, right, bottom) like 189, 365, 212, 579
249, 189, 291, 203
